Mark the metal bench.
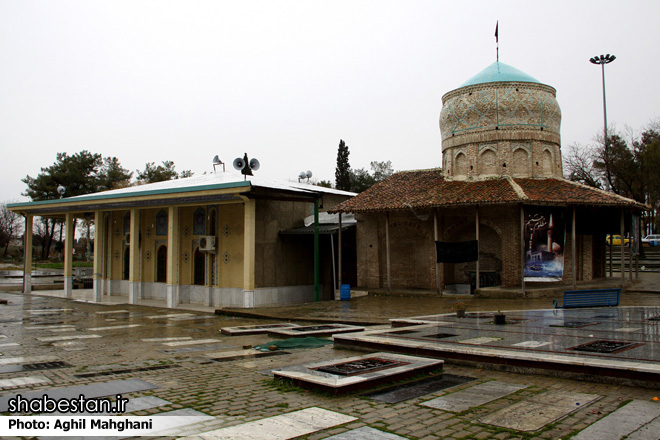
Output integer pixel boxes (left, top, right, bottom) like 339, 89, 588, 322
553, 288, 621, 308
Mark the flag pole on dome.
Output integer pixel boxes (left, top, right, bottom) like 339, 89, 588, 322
495, 21, 499, 62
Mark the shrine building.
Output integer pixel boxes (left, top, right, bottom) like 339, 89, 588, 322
331, 61, 646, 296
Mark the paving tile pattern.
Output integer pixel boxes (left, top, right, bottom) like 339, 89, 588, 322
0, 291, 659, 439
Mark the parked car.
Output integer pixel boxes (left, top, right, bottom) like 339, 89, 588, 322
605, 235, 630, 246
642, 234, 660, 246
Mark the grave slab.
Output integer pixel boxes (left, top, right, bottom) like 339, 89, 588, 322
161, 344, 231, 354
0, 342, 20, 347
478, 390, 600, 431
182, 407, 356, 440
572, 400, 660, 440
220, 323, 300, 336
37, 334, 102, 342
364, 374, 475, 403
0, 355, 60, 366
458, 336, 502, 345
513, 340, 551, 348
273, 352, 443, 394
162, 339, 221, 347
86, 324, 142, 331
0, 378, 159, 412
627, 415, 660, 440
323, 426, 408, 439
421, 380, 527, 412
0, 375, 51, 388
124, 396, 171, 413
145, 313, 196, 319
267, 323, 365, 337
39, 408, 214, 440
25, 325, 75, 330
141, 337, 193, 342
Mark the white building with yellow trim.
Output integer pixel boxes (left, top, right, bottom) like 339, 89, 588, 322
9, 172, 354, 308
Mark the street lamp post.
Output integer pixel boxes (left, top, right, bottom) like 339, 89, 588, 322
589, 54, 616, 157
589, 54, 616, 279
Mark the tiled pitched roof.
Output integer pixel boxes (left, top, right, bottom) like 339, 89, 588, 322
330, 169, 646, 213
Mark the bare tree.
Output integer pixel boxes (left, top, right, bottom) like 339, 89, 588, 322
0, 203, 23, 256
563, 143, 602, 188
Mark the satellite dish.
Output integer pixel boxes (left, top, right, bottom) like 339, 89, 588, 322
233, 158, 245, 170
249, 158, 260, 171
305, 170, 312, 179
57, 185, 66, 196
298, 171, 307, 180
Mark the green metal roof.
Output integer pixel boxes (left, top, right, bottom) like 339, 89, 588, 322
460, 62, 541, 87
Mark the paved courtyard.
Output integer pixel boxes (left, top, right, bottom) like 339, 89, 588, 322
0, 280, 659, 439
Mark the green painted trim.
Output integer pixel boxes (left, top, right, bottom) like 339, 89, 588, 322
8, 180, 252, 209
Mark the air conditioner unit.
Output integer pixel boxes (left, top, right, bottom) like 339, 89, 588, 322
199, 236, 216, 252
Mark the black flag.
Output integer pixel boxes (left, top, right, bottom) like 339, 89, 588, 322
495, 21, 499, 43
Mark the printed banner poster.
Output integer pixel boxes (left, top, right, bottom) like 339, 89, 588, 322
523, 207, 566, 282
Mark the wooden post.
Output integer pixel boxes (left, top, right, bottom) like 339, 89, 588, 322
313, 198, 319, 302
520, 205, 526, 296
608, 239, 612, 277
572, 206, 577, 290
385, 212, 391, 293
620, 209, 625, 286
338, 213, 342, 298
475, 207, 480, 291
434, 210, 442, 295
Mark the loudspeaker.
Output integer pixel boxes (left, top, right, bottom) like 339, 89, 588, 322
233, 158, 245, 170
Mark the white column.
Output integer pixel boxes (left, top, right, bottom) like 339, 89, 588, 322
63, 213, 74, 297
166, 206, 180, 308
23, 215, 33, 293
93, 211, 104, 302
243, 199, 256, 306
128, 208, 141, 304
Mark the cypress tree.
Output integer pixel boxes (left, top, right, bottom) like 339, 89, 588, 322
335, 139, 351, 191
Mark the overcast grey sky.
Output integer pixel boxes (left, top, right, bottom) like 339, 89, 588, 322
2, 0, 659, 203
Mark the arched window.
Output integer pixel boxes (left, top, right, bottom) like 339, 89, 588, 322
479, 149, 498, 175
156, 210, 168, 236
542, 149, 554, 176
455, 152, 468, 176
512, 148, 530, 177
208, 208, 217, 236
123, 247, 130, 281
156, 245, 167, 283
193, 247, 205, 285
193, 208, 206, 235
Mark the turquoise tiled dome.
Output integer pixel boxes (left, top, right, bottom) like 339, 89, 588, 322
460, 62, 540, 87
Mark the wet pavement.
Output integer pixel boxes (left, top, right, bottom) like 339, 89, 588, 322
0, 274, 658, 439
